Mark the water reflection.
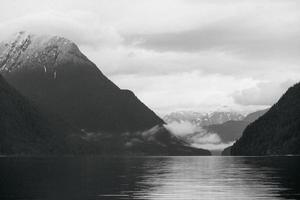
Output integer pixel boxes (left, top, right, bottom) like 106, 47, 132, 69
0, 156, 299, 200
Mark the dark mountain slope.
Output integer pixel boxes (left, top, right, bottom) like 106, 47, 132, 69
86, 125, 211, 156
0, 76, 209, 155
0, 32, 163, 133
204, 109, 268, 143
0, 32, 210, 155
221, 146, 231, 156
204, 120, 249, 143
0, 74, 83, 154
231, 83, 300, 156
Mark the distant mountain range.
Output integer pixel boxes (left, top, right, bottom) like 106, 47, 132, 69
2, 31, 297, 157
0, 31, 210, 156
163, 110, 268, 146
164, 111, 244, 126
204, 109, 268, 143
230, 82, 300, 156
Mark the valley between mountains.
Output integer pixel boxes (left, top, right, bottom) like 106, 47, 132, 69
0, 31, 299, 156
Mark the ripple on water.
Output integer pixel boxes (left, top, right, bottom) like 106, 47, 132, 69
0, 156, 299, 200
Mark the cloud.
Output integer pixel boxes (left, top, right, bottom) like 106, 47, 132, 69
164, 121, 233, 151
86, 46, 256, 77
164, 121, 222, 144
164, 121, 200, 136
0, 0, 299, 115
124, 10, 300, 60
190, 131, 222, 144
111, 72, 260, 114
233, 80, 297, 106
0, 11, 122, 48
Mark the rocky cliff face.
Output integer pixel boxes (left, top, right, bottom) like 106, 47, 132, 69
231, 83, 300, 156
0, 32, 164, 133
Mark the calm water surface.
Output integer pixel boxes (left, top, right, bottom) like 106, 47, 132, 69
0, 156, 299, 200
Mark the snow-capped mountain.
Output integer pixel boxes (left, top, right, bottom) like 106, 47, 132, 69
0, 31, 164, 133
163, 111, 244, 126
0, 31, 211, 156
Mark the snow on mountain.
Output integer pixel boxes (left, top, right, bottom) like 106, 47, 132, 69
163, 111, 244, 126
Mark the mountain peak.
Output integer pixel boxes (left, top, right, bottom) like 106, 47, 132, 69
0, 31, 88, 74
0, 31, 164, 132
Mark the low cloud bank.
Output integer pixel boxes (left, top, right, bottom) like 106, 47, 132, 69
164, 121, 233, 151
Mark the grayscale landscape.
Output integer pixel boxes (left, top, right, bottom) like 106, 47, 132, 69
0, 0, 299, 199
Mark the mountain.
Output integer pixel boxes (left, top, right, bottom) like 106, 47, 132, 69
163, 110, 261, 143
243, 109, 268, 123
204, 120, 250, 143
161, 109, 267, 154
163, 111, 244, 153
76, 124, 211, 156
205, 109, 269, 143
0, 31, 163, 133
0, 32, 210, 156
0, 74, 83, 154
163, 111, 244, 126
0, 73, 209, 155
231, 83, 300, 156
221, 146, 231, 156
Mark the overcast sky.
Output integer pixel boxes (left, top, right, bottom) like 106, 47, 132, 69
0, 0, 299, 115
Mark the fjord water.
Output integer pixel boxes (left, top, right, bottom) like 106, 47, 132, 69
0, 156, 299, 200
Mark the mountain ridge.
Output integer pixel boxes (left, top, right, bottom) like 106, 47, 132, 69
163, 111, 244, 127
0, 31, 210, 156
0, 31, 164, 133
205, 109, 269, 143
231, 83, 300, 156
